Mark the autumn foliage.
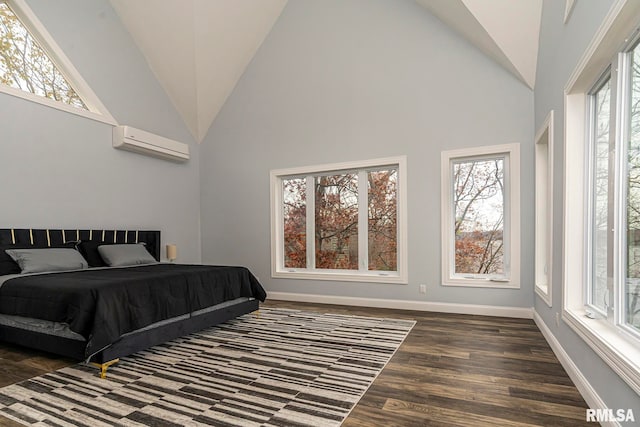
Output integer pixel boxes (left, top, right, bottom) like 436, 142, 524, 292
283, 169, 397, 271
453, 159, 505, 276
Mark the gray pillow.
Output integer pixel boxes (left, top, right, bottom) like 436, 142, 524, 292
98, 243, 157, 267
5, 248, 89, 274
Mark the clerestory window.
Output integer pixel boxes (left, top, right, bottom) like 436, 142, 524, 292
0, 1, 86, 109
0, 0, 114, 123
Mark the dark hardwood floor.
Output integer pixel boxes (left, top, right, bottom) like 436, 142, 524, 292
267, 301, 589, 427
0, 300, 590, 426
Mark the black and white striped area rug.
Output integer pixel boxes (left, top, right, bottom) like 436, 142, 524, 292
0, 307, 414, 426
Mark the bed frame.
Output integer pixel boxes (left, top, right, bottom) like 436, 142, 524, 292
0, 228, 259, 377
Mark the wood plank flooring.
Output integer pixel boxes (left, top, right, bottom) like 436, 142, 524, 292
268, 301, 589, 427
0, 301, 589, 426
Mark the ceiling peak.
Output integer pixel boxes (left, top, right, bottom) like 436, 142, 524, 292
416, 0, 542, 89
110, 0, 288, 142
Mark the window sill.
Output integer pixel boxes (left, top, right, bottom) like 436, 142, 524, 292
0, 85, 117, 126
272, 270, 408, 284
442, 277, 520, 289
535, 284, 552, 307
563, 307, 640, 395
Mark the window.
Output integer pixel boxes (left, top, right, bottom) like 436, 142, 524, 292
588, 74, 612, 315
563, 0, 640, 395
535, 111, 554, 306
0, 0, 114, 123
626, 40, 640, 334
441, 144, 520, 288
0, 1, 85, 109
271, 157, 407, 284
599, 38, 640, 335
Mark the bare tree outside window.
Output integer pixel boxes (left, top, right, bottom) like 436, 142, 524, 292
315, 174, 359, 270
281, 166, 399, 273
0, 2, 86, 109
453, 158, 505, 276
592, 79, 611, 313
626, 44, 640, 332
368, 169, 397, 271
283, 178, 306, 268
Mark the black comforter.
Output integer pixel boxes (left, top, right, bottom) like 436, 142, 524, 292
0, 264, 266, 357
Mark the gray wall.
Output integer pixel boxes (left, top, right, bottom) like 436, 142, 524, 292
0, 0, 202, 262
534, 0, 640, 411
200, 0, 534, 307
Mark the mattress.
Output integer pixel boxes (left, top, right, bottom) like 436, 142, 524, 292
0, 264, 266, 357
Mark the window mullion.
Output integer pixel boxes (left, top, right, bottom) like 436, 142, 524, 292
306, 175, 316, 270
358, 170, 368, 272
610, 55, 624, 323
449, 160, 457, 280
503, 154, 511, 279
614, 51, 631, 326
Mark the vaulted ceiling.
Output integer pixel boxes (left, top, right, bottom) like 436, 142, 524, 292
109, 0, 543, 143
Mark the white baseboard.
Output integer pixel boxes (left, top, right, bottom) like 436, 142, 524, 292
267, 291, 533, 319
533, 311, 620, 427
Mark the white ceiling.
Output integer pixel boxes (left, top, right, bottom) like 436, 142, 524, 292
109, 0, 287, 142
109, 0, 542, 143
416, 0, 542, 89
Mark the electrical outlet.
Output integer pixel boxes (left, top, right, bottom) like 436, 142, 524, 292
419, 284, 427, 294
555, 312, 560, 326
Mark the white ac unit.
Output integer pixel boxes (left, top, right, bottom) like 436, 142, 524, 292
112, 125, 190, 162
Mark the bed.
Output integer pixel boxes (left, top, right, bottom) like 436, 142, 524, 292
0, 228, 266, 376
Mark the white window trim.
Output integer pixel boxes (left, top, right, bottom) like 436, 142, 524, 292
563, 0, 640, 395
564, 0, 576, 24
0, 0, 116, 125
270, 156, 408, 284
535, 110, 554, 307
440, 143, 521, 289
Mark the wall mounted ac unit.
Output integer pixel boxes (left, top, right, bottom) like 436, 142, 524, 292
112, 125, 189, 162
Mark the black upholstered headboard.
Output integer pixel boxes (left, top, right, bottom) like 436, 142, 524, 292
0, 229, 161, 261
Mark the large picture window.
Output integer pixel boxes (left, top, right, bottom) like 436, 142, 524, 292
583, 41, 640, 334
441, 144, 520, 288
563, 0, 640, 394
271, 157, 407, 284
534, 110, 554, 306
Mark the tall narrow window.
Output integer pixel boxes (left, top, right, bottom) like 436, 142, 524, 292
0, 1, 86, 109
283, 177, 306, 269
625, 42, 640, 334
589, 76, 612, 314
315, 173, 359, 270
441, 144, 520, 288
368, 168, 398, 271
453, 157, 506, 277
534, 110, 554, 306
271, 157, 407, 284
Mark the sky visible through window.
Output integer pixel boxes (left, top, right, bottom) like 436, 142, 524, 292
0, 2, 86, 109
453, 157, 505, 276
